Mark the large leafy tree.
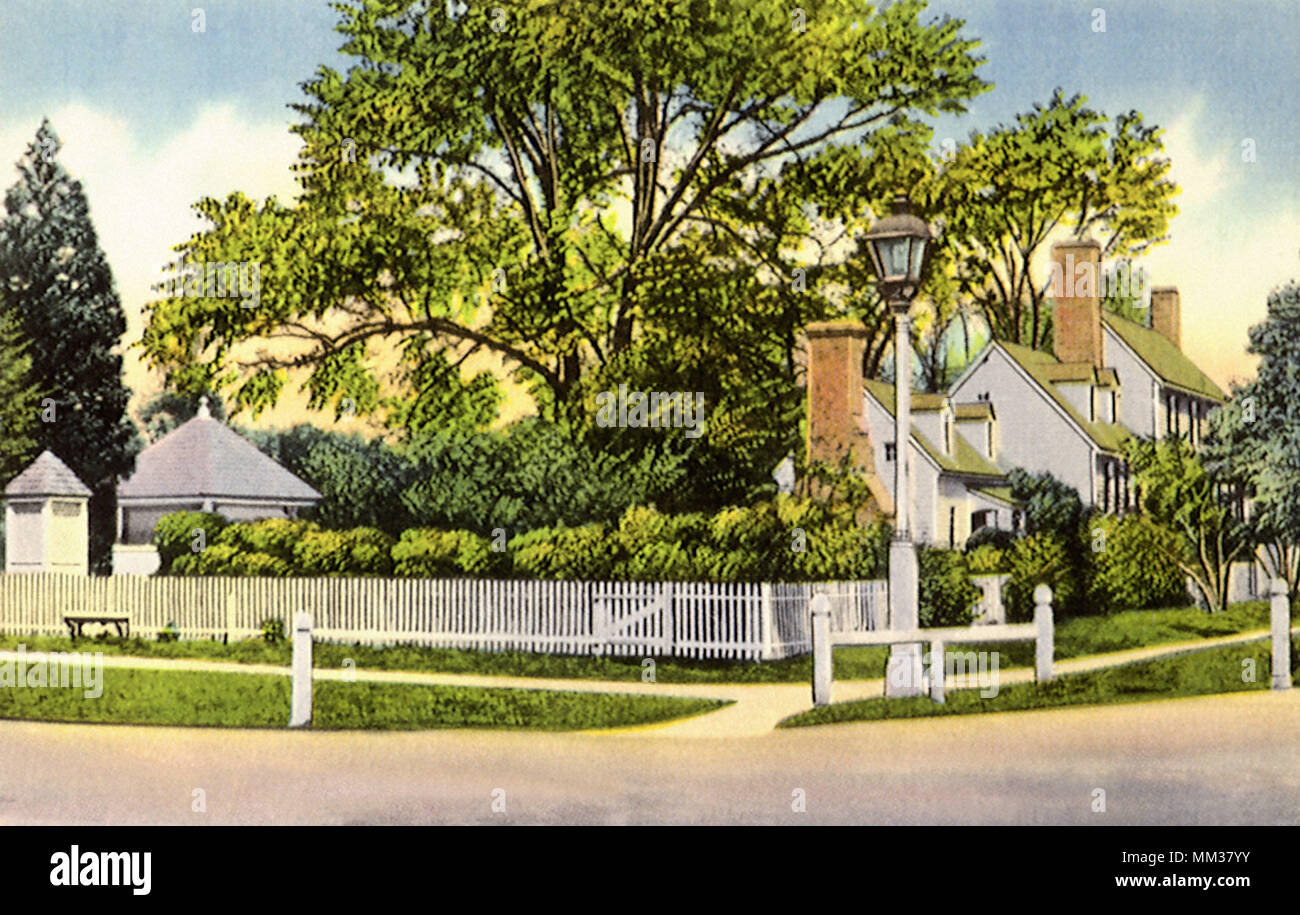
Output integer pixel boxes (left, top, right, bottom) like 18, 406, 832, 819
140, 0, 989, 505
1203, 282, 1300, 599
935, 90, 1178, 349
0, 121, 140, 572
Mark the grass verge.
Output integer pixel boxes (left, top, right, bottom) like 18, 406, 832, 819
779, 637, 1298, 728
0, 667, 728, 730
0, 600, 1278, 683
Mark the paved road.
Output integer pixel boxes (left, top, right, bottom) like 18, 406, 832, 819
3, 690, 1299, 824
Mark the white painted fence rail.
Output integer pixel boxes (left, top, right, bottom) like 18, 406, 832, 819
0, 574, 888, 661
810, 583, 1056, 706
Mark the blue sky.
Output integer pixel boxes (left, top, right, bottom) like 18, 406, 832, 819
0, 0, 1296, 423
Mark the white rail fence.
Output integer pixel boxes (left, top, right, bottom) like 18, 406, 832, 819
0, 574, 894, 661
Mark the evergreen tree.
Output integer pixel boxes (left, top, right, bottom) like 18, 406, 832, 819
0, 295, 40, 481
0, 120, 141, 572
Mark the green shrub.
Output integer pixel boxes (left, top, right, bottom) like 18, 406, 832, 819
261, 618, 286, 643
215, 519, 319, 562
157, 621, 180, 642
966, 543, 1008, 574
391, 528, 505, 577
792, 521, 890, 582
613, 506, 707, 580
1007, 468, 1084, 538
1005, 533, 1079, 621
1086, 515, 1188, 612
228, 551, 293, 577
964, 525, 1015, 553
294, 526, 396, 575
709, 503, 783, 559
152, 511, 228, 573
918, 546, 979, 627
174, 542, 291, 577
508, 524, 620, 579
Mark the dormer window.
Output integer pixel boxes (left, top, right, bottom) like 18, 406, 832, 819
943, 415, 952, 454
884, 442, 896, 462
986, 421, 994, 458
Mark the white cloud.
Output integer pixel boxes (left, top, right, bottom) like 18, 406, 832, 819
1134, 100, 1300, 390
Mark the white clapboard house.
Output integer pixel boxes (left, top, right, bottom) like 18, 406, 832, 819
805, 238, 1263, 601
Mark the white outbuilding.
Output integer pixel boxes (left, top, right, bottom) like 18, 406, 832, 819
3, 450, 92, 575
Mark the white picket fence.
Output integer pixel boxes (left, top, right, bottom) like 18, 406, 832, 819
0, 574, 890, 661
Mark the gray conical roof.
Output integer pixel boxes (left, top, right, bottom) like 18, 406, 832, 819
4, 450, 92, 498
118, 412, 321, 502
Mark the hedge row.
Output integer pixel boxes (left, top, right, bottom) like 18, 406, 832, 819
152, 503, 1189, 625
154, 501, 891, 583
152, 501, 977, 626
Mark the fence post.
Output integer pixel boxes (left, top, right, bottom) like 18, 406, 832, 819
1271, 577, 1292, 691
1034, 584, 1054, 684
289, 612, 313, 728
811, 592, 832, 707
760, 583, 775, 661
929, 639, 945, 704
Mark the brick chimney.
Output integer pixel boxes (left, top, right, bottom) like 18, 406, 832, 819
1150, 286, 1181, 349
805, 321, 874, 472
1050, 239, 1103, 367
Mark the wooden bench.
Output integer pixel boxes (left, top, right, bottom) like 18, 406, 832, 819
64, 612, 130, 640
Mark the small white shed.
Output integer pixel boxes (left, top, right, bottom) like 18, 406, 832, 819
3, 450, 92, 575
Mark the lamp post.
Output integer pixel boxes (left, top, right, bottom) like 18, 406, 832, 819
864, 195, 932, 698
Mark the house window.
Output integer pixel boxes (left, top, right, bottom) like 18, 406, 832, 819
986, 421, 994, 458
1102, 460, 1113, 513
1166, 392, 1176, 436
1089, 388, 1095, 422
948, 506, 956, 549
943, 417, 951, 454
1110, 390, 1117, 423
884, 442, 896, 462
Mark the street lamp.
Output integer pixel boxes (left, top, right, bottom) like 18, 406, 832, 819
864, 195, 932, 698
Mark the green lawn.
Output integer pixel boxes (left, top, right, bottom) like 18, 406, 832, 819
0, 600, 1279, 684
0, 666, 728, 730
779, 637, 1299, 728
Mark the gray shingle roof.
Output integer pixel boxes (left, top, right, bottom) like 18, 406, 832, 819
118, 413, 321, 503
4, 450, 92, 498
